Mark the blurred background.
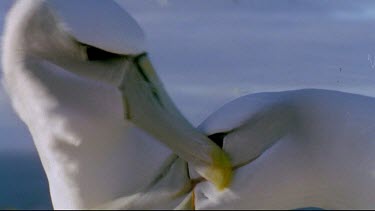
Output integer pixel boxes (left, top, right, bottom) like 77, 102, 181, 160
2, 0, 375, 209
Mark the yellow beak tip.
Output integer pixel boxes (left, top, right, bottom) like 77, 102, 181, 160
204, 148, 233, 190
208, 166, 232, 190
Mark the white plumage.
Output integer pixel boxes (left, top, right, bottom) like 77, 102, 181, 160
2, 0, 375, 210
1, 0, 230, 209
196, 89, 375, 209
2, 0, 171, 209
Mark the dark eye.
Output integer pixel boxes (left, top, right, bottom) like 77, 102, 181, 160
85, 45, 123, 61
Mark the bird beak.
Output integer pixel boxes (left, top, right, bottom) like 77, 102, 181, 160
119, 53, 232, 190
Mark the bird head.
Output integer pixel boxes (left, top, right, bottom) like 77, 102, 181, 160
2, 0, 232, 190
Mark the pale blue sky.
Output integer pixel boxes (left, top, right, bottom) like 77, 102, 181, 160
2, 0, 375, 152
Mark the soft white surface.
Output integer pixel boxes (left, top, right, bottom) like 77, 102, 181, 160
3, 0, 226, 209
1, 0, 172, 209
47, 0, 145, 55
199, 91, 285, 136
3, 1, 375, 152
196, 89, 375, 209
2, 1, 375, 209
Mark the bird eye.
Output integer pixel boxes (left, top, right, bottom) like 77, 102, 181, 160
84, 45, 123, 61
208, 132, 227, 148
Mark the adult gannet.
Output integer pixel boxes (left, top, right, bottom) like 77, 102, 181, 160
1, 0, 231, 209
195, 89, 375, 209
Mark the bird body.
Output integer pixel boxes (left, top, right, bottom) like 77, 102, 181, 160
2, 0, 231, 209
197, 89, 375, 209
2, 0, 375, 210
2, 0, 174, 208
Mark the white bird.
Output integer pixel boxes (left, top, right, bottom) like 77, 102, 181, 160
195, 89, 375, 209
1, 0, 230, 209
2, 0, 375, 210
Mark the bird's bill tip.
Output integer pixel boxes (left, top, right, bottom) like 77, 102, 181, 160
199, 147, 232, 190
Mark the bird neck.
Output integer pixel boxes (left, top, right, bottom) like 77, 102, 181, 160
1, 1, 193, 209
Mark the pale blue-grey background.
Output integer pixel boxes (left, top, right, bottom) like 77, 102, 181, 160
1, 0, 375, 209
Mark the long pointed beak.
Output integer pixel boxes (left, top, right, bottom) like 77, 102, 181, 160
119, 53, 232, 190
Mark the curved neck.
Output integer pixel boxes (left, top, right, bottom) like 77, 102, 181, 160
1, 1, 181, 209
